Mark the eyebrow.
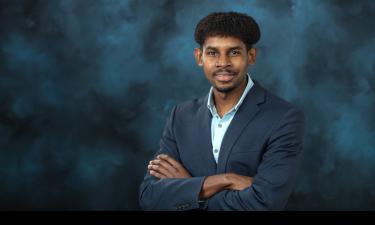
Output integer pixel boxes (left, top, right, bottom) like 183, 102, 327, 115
205, 46, 244, 52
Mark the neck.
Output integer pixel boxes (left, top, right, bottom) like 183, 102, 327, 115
213, 77, 247, 117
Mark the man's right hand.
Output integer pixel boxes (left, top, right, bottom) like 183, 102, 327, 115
148, 154, 191, 179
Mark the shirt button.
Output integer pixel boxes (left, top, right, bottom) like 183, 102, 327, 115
214, 149, 219, 153
218, 124, 222, 128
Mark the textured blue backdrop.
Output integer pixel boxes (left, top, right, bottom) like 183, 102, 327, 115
0, 0, 374, 210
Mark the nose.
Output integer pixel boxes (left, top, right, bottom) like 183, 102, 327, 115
215, 55, 231, 67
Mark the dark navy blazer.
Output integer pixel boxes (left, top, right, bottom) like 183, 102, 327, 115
139, 80, 304, 211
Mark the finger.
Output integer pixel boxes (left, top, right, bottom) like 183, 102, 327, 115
151, 159, 178, 174
148, 159, 172, 177
149, 170, 167, 179
157, 154, 182, 170
156, 154, 178, 168
148, 164, 174, 178
150, 159, 171, 167
149, 159, 163, 165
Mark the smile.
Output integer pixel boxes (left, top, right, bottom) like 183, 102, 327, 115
214, 73, 235, 82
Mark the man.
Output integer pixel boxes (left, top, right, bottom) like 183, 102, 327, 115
139, 12, 304, 211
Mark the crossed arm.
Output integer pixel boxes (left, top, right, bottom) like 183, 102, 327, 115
140, 106, 304, 210
148, 154, 253, 200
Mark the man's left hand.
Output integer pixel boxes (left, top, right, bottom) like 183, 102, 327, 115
148, 154, 191, 179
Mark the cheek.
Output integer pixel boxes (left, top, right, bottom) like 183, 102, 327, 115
232, 59, 248, 71
203, 67, 213, 77
202, 61, 216, 73
202, 57, 214, 65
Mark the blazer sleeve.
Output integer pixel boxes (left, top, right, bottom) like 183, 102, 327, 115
205, 107, 305, 210
138, 106, 206, 211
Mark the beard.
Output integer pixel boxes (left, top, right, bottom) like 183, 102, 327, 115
214, 85, 237, 93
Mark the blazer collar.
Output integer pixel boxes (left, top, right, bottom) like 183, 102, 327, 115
217, 80, 266, 173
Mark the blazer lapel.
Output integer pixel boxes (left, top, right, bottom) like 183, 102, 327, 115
216, 81, 266, 173
197, 95, 217, 175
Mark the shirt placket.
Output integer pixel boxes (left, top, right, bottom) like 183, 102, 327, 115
212, 113, 231, 163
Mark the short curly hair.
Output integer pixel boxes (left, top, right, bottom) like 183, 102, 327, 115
194, 12, 261, 51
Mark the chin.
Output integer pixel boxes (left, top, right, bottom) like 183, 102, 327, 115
215, 85, 236, 93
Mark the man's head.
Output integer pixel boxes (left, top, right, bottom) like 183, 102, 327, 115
194, 12, 261, 93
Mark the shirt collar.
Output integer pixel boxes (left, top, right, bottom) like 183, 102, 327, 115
207, 73, 254, 117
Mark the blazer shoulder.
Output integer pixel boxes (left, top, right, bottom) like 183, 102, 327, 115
174, 95, 207, 115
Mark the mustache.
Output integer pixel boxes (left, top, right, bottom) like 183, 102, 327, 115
213, 69, 237, 75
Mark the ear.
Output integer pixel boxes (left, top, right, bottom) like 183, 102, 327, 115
194, 48, 203, 67
248, 47, 257, 65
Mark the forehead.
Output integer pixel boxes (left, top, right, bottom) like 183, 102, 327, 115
203, 36, 246, 49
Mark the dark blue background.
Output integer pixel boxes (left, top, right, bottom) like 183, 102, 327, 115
0, 0, 374, 210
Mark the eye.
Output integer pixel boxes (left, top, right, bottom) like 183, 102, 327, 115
206, 51, 217, 56
230, 50, 240, 56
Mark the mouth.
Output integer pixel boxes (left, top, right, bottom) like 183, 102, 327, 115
214, 73, 235, 82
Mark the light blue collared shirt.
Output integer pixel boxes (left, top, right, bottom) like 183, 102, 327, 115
207, 74, 254, 163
